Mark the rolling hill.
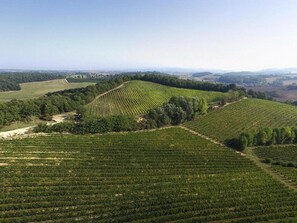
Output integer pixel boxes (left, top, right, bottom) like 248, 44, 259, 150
85, 80, 229, 117
1, 127, 297, 222
184, 98, 297, 142
0, 79, 95, 102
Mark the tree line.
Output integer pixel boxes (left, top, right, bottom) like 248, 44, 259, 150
0, 72, 65, 91
34, 115, 138, 134
0, 72, 65, 83
0, 76, 129, 126
0, 77, 21, 91
126, 72, 239, 92
228, 127, 297, 151
34, 96, 207, 134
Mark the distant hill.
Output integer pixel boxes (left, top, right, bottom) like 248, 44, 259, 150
222, 71, 260, 76
192, 72, 213, 77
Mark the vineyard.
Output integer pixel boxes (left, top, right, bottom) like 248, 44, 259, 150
1, 127, 297, 222
85, 80, 229, 117
184, 98, 297, 142
254, 145, 297, 164
272, 166, 297, 185
254, 145, 297, 185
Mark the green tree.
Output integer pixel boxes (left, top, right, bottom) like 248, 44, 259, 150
238, 133, 248, 151
198, 98, 208, 114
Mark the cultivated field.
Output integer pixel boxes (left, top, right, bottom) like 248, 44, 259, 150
85, 80, 229, 117
254, 145, 297, 164
184, 98, 297, 142
246, 86, 297, 102
254, 145, 297, 185
0, 128, 297, 222
0, 79, 95, 102
272, 166, 297, 185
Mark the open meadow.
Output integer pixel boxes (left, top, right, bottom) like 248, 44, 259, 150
0, 79, 95, 102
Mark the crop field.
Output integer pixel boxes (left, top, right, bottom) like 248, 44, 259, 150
254, 145, 297, 164
0, 79, 95, 102
1, 127, 297, 222
254, 145, 297, 185
184, 98, 297, 142
85, 80, 229, 117
272, 166, 297, 185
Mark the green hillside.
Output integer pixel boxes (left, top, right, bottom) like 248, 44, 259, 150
0, 79, 95, 102
254, 145, 297, 185
185, 98, 297, 142
85, 80, 229, 117
254, 145, 297, 164
1, 127, 297, 222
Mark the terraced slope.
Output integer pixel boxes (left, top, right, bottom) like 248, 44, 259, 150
85, 80, 229, 117
185, 98, 297, 142
1, 128, 297, 222
254, 145, 297, 185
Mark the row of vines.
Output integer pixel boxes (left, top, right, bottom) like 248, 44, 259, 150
85, 80, 228, 117
185, 98, 297, 142
254, 145, 297, 186
0, 128, 297, 222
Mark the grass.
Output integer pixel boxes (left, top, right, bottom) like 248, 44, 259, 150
0, 79, 95, 102
0, 128, 297, 222
0, 117, 47, 131
85, 80, 229, 117
184, 98, 297, 142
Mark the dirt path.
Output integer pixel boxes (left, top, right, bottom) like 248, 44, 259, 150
245, 147, 297, 192
220, 96, 247, 109
92, 82, 127, 100
181, 125, 297, 192
0, 113, 70, 139
0, 127, 33, 139
179, 126, 225, 146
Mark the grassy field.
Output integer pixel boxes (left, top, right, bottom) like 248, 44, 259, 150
0, 79, 95, 102
254, 145, 297, 185
184, 98, 297, 142
0, 127, 297, 222
0, 117, 47, 131
85, 80, 229, 117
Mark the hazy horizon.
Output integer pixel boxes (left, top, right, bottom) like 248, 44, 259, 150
1, 0, 297, 71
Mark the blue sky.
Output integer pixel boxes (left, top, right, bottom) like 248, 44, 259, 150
1, 0, 297, 71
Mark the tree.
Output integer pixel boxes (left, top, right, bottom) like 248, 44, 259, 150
198, 98, 208, 114
75, 106, 87, 121
257, 130, 268, 145
171, 107, 187, 125
238, 133, 248, 151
